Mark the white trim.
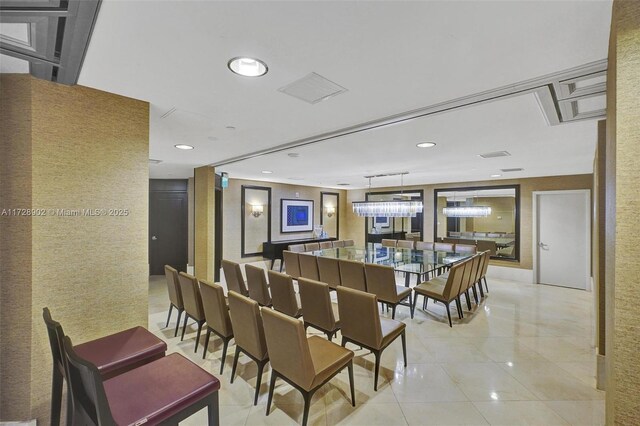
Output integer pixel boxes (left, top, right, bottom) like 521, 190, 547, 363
532, 189, 591, 291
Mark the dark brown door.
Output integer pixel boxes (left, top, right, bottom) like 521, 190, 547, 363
149, 180, 188, 275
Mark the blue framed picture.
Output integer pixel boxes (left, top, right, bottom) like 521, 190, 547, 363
281, 199, 314, 233
375, 216, 390, 228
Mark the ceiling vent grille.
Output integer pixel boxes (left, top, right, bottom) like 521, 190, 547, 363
479, 151, 511, 159
500, 167, 524, 173
278, 72, 348, 104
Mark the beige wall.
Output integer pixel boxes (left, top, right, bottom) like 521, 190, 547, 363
0, 75, 149, 423
606, 1, 640, 423
223, 179, 347, 263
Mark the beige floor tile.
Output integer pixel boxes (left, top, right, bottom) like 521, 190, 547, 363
247, 402, 326, 426
473, 401, 570, 425
544, 400, 605, 426
390, 364, 468, 403
518, 337, 596, 363
326, 402, 408, 426
400, 402, 489, 425
442, 362, 537, 402
419, 337, 491, 363
468, 337, 548, 363
178, 405, 251, 426
555, 361, 598, 388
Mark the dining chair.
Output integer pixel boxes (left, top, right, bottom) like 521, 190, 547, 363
434, 242, 454, 251
343, 239, 355, 247
282, 250, 301, 279
479, 250, 490, 293
199, 280, 234, 372
336, 287, 406, 391
267, 270, 303, 317
222, 259, 249, 296
319, 241, 333, 249
178, 272, 207, 352
245, 264, 272, 306
262, 308, 355, 426
43, 308, 167, 426
415, 241, 434, 250
454, 243, 477, 254
299, 252, 320, 281
381, 239, 397, 248
396, 240, 414, 249
63, 337, 220, 425
411, 260, 467, 327
164, 265, 185, 337
339, 259, 367, 292
304, 242, 320, 251
297, 278, 341, 340
317, 256, 342, 290
364, 263, 414, 319
227, 291, 270, 406
288, 244, 306, 253
332, 240, 345, 248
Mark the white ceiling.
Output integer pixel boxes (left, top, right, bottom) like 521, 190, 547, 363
76, 0, 612, 186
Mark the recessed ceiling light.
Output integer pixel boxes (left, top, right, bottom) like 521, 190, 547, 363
261, 170, 273, 174
287, 153, 300, 158
416, 142, 436, 148
225, 126, 236, 131
174, 144, 194, 150
207, 136, 218, 141
337, 183, 350, 186
491, 174, 502, 178
227, 57, 268, 77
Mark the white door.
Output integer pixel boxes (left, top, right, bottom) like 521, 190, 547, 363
535, 191, 590, 290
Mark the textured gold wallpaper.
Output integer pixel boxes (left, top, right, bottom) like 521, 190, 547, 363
0, 75, 149, 423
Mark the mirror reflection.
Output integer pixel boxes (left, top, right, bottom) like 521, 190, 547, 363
365, 191, 424, 244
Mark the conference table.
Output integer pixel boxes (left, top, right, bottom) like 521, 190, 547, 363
311, 243, 473, 287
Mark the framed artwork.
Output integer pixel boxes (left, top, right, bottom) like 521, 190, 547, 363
375, 216, 390, 228
281, 199, 314, 233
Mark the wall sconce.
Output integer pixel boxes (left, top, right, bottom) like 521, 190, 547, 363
250, 204, 264, 218
325, 206, 336, 218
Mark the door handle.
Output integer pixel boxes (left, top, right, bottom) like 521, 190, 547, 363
152, 235, 158, 241
538, 242, 548, 249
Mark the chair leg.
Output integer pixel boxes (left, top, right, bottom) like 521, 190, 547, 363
445, 303, 453, 327
401, 331, 407, 367
220, 338, 230, 374
165, 304, 174, 328
203, 329, 211, 359
230, 346, 241, 384
181, 314, 189, 341
341, 336, 347, 347
477, 281, 485, 298
207, 391, 220, 426
483, 277, 489, 293
254, 361, 265, 406
195, 321, 203, 353
174, 309, 183, 337
411, 292, 418, 318
266, 371, 277, 416
410, 294, 415, 319
465, 290, 472, 310
66, 383, 74, 426
348, 361, 355, 407
373, 351, 381, 391
302, 390, 315, 426
471, 285, 479, 304
455, 298, 464, 319
391, 305, 396, 320
326, 331, 333, 341
51, 367, 63, 426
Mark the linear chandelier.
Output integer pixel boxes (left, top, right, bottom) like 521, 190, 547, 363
442, 206, 492, 217
352, 172, 424, 218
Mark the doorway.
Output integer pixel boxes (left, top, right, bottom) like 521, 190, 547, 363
533, 190, 590, 290
149, 179, 188, 275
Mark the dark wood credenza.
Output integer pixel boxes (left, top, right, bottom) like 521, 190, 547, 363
263, 237, 337, 270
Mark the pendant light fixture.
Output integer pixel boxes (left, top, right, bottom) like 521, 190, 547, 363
352, 173, 423, 218
442, 191, 491, 217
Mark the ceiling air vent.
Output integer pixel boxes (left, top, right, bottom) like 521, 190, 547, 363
479, 151, 511, 159
500, 168, 524, 173
278, 72, 348, 104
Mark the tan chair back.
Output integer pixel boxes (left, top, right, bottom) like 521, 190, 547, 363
288, 244, 306, 253
480, 250, 490, 278
416, 241, 434, 250
317, 256, 341, 289
476, 240, 497, 256
339, 259, 367, 292
332, 240, 345, 248
267, 270, 301, 317
178, 272, 205, 321
227, 291, 268, 361
364, 263, 398, 302
470, 254, 483, 285
441, 261, 466, 301
199, 281, 233, 338
396, 240, 414, 249
261, 308, 315, 390
336, 287, 382, 349
455, 244, 477, 254
434, 242, 454, 252
304, 242, 320, 252
283, 250, 301, 279
222, 260, 248, 296
164, 265, 183, 308
319, 241, 333, 249
245, 264, 272, 306
381, 239, 397, 248
298, 278, 337, 333
299, 253, 320, 281
343, 239, 355, 247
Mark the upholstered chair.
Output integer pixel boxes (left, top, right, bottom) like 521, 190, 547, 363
299, 253, 320, 281
381, 239, 397, 248
317, 256, 342, 290
297, 278, 340, 340
338, 259, 367, 292
245, 264, 272, 306
396, 240, 414, 249
164, 265, 184, 336
364, 263, 414, 319
267, 270, 303, 318
221, 259, 249, 296
415, 241, 434, 250
199, 281, 234, 372
282, 250, 301, 279
178, 272, 207, 352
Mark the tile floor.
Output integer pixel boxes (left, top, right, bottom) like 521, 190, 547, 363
148, 273, 604, 426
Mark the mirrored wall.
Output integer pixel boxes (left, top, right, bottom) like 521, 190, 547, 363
434, 185, 519, 260
364, 190, 424, 244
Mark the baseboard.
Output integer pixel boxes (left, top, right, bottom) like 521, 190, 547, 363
486, 265, 534, 283
597, 353, 606, 390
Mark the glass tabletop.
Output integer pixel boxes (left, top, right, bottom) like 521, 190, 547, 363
311, 243, 472, 276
